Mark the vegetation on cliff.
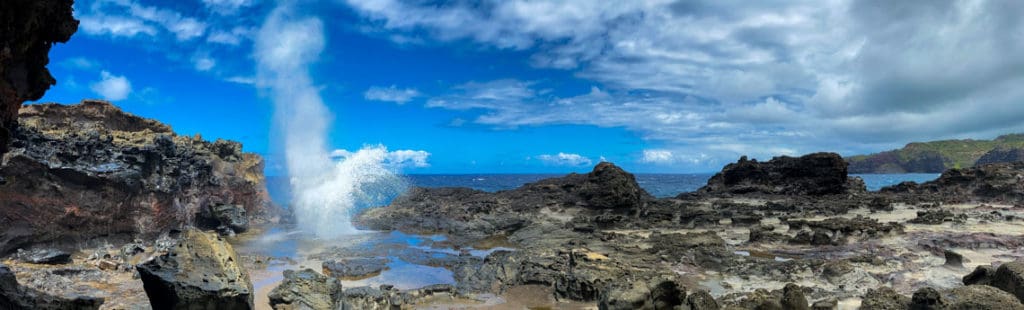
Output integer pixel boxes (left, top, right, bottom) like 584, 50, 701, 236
848, 134, 1024, 173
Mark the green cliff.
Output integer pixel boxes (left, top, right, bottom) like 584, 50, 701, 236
848, 134, 1024, 173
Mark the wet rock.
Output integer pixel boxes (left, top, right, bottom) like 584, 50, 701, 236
860, 286, 910, 310
963, 265, 996, 286
943, 285, 1024, 309
268, 269, 342, 310
136, 229, 253, 310
944, 250, 964, 268
338, 287, 391, 310
687, 290, 719, 310
780, 283, 809, 310
696, 153, 861, 196
598, 276, 686, 310
16, 248, 71, 265
322, 258, 388, 280
991, 261, 1024, 302
0, 263, 104, 309
910, 287, 943, 310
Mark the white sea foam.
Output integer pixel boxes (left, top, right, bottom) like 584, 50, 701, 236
256, 4, 405, 238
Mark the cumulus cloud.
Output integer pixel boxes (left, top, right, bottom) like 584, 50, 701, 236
330, 149, 431, 168
193, 55, 216, 71
641, 150, 674, 164
536, 153, 593, 166
90, 71, 132, 101
364, 85, 421, 104
344, 0, 1024, 166
78, 0, 207, 41
202, 0, 256, 15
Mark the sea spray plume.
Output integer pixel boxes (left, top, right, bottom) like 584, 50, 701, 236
256, 4, 405, 237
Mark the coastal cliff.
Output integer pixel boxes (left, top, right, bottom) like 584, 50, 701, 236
848, 134, 1024, 173
0, 100, 274, 254
0, 0, 78, 156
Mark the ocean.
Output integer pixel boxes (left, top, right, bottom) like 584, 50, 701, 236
267, 173, 941, 205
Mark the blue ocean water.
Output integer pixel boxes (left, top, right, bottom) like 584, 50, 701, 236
268, 173, 940, 205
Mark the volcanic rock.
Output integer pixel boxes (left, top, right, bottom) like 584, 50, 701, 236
0, 263, 103, 309
963, 265, 996, 286
136, 228, 253, 310
780, 283, 809, 310
686, 290, 720, 310
975, 147, 1024, 166
696, 153, 863, 196
860, 286, 910, 310
268, 269, 342, 310
0, 101, 274, 254
196, 204, 250, 235
16, 248, 71, 265
882, 162, 1024, 203
322, 258, 388, 280
942, 285, 1024, 309
991, 261, 1024, 303
0, 0, 78, 156
598, 275, 686, 310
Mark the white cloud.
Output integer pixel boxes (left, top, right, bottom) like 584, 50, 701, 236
536, 152, 593, 166
90, 71, 133, 101
345, 0, 1024, 166
78, 0, 207, 41
193, 55, 216, 71
226, 76, 256, 85
364, 85, 421, 104
207, 26, 253, 45
330, 149, 431, 168
202, 0, 256, 15
641, 150, 674, 164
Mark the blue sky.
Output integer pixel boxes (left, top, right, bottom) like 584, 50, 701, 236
35, 0, 1024, 174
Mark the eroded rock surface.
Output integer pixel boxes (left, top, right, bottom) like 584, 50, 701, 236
0, 264, 103, 309
136, 228, 253, 309
0, 0, 78, 156
0, 101, 274, 254
882, 162, 1024, 203
696, 153, 864, 196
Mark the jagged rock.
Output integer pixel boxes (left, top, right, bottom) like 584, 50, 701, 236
578, 162, 648, 210
0, 0, 78, 156
975, 147, 1024, 166
268, 269, 342, 310
942, 285, 1024, 309
197, 204, 250, 235
811, 299, 837, 310
598, 275, 686, 310
338, 287, 390, 310
909, 209, 958, 225
780, 283, 808, 310
944, 250, 964, 268
910, 287, 943, 310
860, 286, 910, 310
16, 248, 70, 265
0, 264, 103, 309
696, 153, 863, 196
991, 261, 1024, 303
687, 290, 719, 310
882, 162, 1024, 203
322, 258, 388, 280
0, 101, 274, 254
963, 265, 996, 286
136, 229, 253, 310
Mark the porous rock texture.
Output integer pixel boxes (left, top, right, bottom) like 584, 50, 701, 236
0, 100, 274, 254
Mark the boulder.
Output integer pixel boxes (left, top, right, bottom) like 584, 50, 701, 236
578, 162, 648, 210
136, 229, 253, 310
16, 248, 71, 265
910, 287, 943, 309
268, 269, 342, 310
0, 264, 103, 309
598, 276, 686, 310
686, 290, 719, 310
963, 265, 996, 286
780, 283, 809, 310
696, 153, 862, 196
991, 261, 1024, 302
197, 204, 250, 235
944, 250, 964, 268
942, 285, 1024, 310
860, 286, 910, 310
